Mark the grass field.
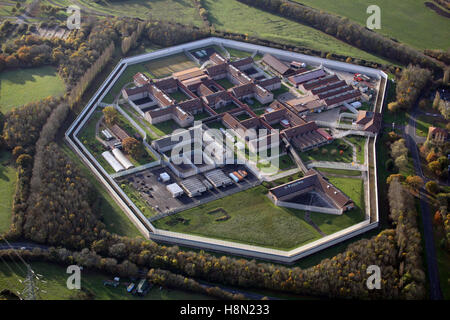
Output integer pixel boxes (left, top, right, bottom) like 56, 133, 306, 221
0, 151, 16, 234
0, 261, 211, 300
204, 0, 394, 65
153, 186, 324, 250
317, 168, 362, 177
145, 53, 198, 79
308, 177, 365, 235
149, 119, 181, 137
215, 78, 235, 90
345, 135, 366, 163
0, 66, 65, 113
225, 47, 262, 60
299, 140, 353, 163
61, 144, 142, 238
76, 0, 203, 26
293, 0, 450, 51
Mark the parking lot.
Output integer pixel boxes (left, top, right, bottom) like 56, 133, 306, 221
116, 164, 260, 216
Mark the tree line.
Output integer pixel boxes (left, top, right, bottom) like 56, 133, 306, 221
388, 65, 432, 112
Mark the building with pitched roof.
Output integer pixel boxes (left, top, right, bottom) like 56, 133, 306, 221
355, 111, 382, 134
268, 169, 354, 214
427, 126, 448, 143
261, 54, 295, 76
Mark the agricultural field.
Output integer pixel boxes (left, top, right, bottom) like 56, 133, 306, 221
0, 151, 16, 234
0, 262, 211, 300
153, 186, 324, 250
145, 53, 198, 79
0, 66, 65, 113
76, 0, 203, 26
203, 0, 394, 65
293, 0, 450, 51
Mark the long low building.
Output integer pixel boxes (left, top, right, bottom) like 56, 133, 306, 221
111, 148, 134, 170
204, 169, 233, 188
268, 169, 355, 213
102, 151, 125, 173
180, 177, 207, 197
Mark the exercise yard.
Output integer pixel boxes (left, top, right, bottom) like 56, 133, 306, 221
145, 53, 198, 79
0, 66, 65, 112
152, 186, 323, 250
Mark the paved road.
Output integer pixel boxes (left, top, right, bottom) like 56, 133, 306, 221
405, 108, 443, 300
0, 242, 48, 251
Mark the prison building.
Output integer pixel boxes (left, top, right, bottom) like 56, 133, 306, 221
230, 82, 274, 104
261, 54, 295, 77
133, 72, 151, 87
172, 67, 206, 82
301, 75, 339, 91
230, 57, 254, 71
355, 111, 382, 134
268, 169, 354, 212
311, 80, 347, 95
102, 151, 125, 173
288, 69, 326, 88
317, 85, 354, 100
204, 169, 233, 188
202, 91, 234, 110
111, 148, 134, 170
153, 77, 178, 93
283, 122, 332, 151
285, 96, 327, 115
166, 183, 184, 198
257, 77, 282, 91
144, 105, 194, 128
110, 124, 130, 141
324, 89, 361, 109
206, 63, 229, 80
210, 52, 228, 65
180, 177, 207, 197
228, 64, 253, 85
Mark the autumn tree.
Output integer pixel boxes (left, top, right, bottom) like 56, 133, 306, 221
425, 181, 439, 194
122, 137, 143, 159
406, 175, 424, 191
102, 106, 118, 127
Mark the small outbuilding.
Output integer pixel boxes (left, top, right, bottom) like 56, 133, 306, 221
160, 172, 171, 182
166, 183, 184, 198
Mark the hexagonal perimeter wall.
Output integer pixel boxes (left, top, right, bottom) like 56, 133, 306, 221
65, 37, 386, 263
